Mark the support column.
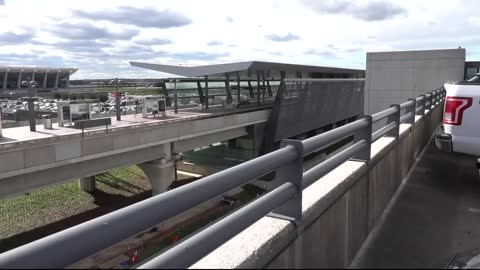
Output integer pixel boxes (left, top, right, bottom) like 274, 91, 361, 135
2, 71, 7, 90
32, 71, 36, 83
262, 72, 266, 102
266, 80, 273, 97
54, 71, 60, 89
196, 81, 205, 104
225, 73, 233, 104
237, 73, 241, 104
138, 159, 175, 196
247, 80, 254, 98
79, 176, 96, 193
205, 76, 209, 109
256, 72, 261, 105
17, 71, 23, 89
43, 72, 48, 89
66, 72, 70, 88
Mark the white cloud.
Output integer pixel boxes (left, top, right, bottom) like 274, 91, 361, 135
0, 0, 477, 79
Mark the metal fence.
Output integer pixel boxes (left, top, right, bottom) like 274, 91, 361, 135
0, 84, 446, 269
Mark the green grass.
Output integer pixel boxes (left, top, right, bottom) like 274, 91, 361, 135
0, 166, 150, 249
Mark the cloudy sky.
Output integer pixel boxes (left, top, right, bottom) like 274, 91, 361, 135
0, 0, 478, 79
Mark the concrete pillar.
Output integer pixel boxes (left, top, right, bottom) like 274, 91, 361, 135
31, 71, 36, 83
54, 71, 60, 89
17, 71, 23, 89
2, 71, 7, 90
138, 159, 175, 196
43, 72, 48, 89
79, 176, 96, 193
246, 123, 266, 157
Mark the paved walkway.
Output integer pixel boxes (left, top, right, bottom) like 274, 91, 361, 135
355, 141, 480, 269
0, 108, 209, 145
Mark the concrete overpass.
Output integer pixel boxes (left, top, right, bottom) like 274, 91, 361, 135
0, 105, 270, 199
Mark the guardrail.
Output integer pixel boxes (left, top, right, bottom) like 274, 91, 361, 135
0, 84, 446, 269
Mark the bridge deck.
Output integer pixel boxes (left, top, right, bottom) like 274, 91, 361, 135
0, 104, 271, 149
355, 141, 480, 268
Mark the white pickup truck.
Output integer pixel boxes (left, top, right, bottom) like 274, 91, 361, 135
435, 74, 480, 157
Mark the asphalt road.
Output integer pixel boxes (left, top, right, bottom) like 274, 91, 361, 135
355, 141, 480, 269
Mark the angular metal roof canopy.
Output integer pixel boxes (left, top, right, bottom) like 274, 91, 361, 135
129, 61, 364, 78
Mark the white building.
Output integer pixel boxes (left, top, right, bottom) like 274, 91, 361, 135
0, 66, 78, 91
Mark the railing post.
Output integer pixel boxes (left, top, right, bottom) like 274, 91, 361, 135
352, 115, 372, 162
407, 99, 416, 125
269, 140, 303, 223
417, 95, 426, 117
387, 104, 400, 138
426, 92, 432, 111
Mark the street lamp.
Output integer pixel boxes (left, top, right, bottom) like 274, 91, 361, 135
110, 78, 123, 121
170, 79, 180, 114
21, 78, 37, 132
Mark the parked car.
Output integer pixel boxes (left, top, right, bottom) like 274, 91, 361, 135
435, 74, 480, 167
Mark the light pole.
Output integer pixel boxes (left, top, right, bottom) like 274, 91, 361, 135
110, 78, 122, 121
21, 78, 37, 132
170, 79, 180, 114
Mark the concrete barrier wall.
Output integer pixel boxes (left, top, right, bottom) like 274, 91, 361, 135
192, 104, 443, 269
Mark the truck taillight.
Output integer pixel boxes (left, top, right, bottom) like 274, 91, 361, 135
444, 97, 472, 126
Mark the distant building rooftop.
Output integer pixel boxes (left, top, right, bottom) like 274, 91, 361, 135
0, 66, 78, 75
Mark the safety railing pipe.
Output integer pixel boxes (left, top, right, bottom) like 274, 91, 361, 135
138, 182, 298, 269
372, 122, 397, 142
0, 146, 298, 269
400, 112, 414, 124
303, 140, 368, 189
302, 118, 369, 156
400, 99, 415, 110
372, 106, 397, 123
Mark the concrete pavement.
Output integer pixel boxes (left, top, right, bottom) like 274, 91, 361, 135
354, 141, 480, 269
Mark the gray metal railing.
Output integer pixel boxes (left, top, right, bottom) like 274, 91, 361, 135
0, 85, 446, 269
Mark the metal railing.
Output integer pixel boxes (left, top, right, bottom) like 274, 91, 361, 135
0, 87, 446, 269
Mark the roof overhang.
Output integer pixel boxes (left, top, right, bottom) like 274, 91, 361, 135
0, 66, 79, 75
130, 61, 364, 78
